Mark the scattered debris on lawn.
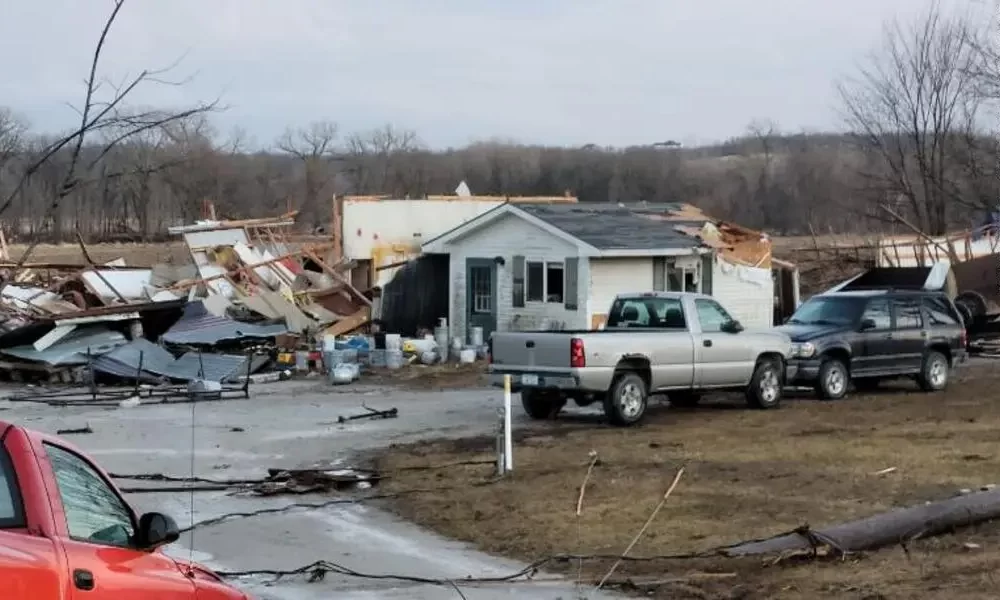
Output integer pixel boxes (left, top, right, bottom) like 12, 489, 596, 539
249, 468, 380, 496
55, 425, 93, 435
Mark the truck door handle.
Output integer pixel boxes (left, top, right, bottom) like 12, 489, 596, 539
525, 340, 535, 349
703, 340, 712, 348
919, 331, 928, 339
73, 569, 95, 591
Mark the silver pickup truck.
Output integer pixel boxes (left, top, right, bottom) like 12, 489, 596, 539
488, 291, 796, 426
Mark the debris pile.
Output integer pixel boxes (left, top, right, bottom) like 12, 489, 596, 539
0, 211, 372, 385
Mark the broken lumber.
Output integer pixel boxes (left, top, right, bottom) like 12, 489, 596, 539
722, 487, 1000, 557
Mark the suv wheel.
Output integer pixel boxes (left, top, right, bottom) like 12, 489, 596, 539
816, 358, 849, 400
917, 351, 949, 392
746, 357, 783, 409
521, 390, 565, 419
603, 372, 648, 426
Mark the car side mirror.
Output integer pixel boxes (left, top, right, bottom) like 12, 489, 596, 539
134, 512, 180, 550
859, 318, 877, 331
722, 319, 744, 334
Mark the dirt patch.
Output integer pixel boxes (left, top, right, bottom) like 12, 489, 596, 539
365, 362, 487, 390
375, 362, 1000, 599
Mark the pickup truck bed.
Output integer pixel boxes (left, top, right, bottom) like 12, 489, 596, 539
488, 292, 795, 425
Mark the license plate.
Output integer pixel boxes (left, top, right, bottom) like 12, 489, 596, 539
521, 374, 539, 386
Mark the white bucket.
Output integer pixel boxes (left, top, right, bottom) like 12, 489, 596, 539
459, 349, 476, 364
322, 334, 337, 352
385, 334, 402, 351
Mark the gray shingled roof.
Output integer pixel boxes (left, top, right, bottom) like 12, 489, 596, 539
517, 203, 706, 250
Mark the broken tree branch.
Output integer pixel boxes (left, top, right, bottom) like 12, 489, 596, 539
595, 467, 685, 590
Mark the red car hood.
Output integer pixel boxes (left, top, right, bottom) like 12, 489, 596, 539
171, 558, 248, 599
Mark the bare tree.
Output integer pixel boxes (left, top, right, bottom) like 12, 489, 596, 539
837, 3, 984, 235
0, 109, 28, 174
277, 120, 339, 227
0, 0, 216, 263
344, 124, 421, 196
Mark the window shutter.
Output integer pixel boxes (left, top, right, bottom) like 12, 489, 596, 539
512, 255, 525, 308
564, 257, 579, 310
652, 257, 665, 291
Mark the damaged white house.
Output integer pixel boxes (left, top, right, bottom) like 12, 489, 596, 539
420, 202, 799, 339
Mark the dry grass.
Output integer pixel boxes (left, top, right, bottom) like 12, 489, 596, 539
6, 242, 189, 266
375, 362, 1000, 599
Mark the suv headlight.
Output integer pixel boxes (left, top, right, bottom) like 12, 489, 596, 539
791, 342, 816, 358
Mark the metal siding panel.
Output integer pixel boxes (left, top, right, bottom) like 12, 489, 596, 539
564, 257, 579, 310
511, 255, 525, 308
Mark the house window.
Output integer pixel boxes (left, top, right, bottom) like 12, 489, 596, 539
546, 262, 564, 303
526, 262, 544, 302
525, 260, 565, 303
655, 258, 698, 292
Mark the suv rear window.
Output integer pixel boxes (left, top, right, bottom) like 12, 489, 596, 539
0, 443, 25, 529
923, 295, 961, 326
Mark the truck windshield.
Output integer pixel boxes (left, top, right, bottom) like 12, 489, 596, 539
606, 297, 686, 329
787, 296, 864, 326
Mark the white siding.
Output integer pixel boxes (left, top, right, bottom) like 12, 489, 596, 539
587, 258, 654, 325
711, 257, 774, 328
444, 213, 589, 340
343, 199, 504, 259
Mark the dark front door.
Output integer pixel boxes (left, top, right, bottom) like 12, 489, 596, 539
466, 258, 498, 339
855, 298, 893, 374
891, 296, 926, 371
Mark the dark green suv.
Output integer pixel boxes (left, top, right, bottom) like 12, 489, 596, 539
777, 289, 968, 400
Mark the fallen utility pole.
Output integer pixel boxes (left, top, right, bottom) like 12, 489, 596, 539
337, 406, 398, 424
722, 486, 1000, 557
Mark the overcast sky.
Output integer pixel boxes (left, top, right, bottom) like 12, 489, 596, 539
0, 0, 986, 149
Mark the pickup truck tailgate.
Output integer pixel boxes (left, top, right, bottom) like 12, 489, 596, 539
491, 332, 573, 370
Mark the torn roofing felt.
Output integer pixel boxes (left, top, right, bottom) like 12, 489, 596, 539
161, 300, 289, 345
91, 338, 269, 382
0, 327, 128, 366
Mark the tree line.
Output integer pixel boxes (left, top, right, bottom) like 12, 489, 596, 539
2, 2, 999, 244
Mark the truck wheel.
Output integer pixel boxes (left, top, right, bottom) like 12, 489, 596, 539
916, 351, 949, 392
668, 392, 702, 407
521, 390, 565, 419
603, 372, 648, 426
816, 358, 849, 400
746, 358, 783, 409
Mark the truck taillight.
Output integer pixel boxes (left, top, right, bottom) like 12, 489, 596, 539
570, 337, 586, 368
960, 328, 967, 349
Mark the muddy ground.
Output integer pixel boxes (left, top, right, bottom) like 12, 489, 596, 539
376, 361, 1000, 599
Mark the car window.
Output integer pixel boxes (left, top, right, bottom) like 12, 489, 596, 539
695, 299, 732, 333
923, 296, 960, 326
861, 299, 891, 330
45, 444, 134, 547
892, 298, 922, 329
607, 297, 686, 329
0, 444, 25, 529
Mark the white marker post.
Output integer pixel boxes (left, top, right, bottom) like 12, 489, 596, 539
503, 374, 513, 472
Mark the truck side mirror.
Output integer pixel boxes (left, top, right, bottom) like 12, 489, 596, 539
859, 318, 877, 331
135, 512, 180, 550
722, 319, 744, 334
